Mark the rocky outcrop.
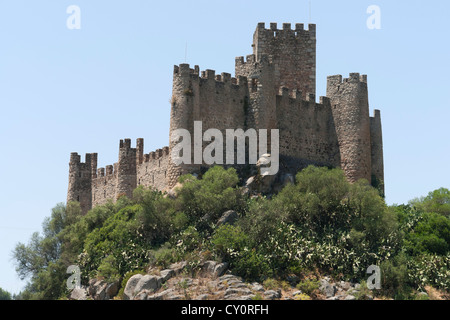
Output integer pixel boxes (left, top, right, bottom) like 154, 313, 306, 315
76, 260, 376, 301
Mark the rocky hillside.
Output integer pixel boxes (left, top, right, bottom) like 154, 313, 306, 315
70, 260, 403, 301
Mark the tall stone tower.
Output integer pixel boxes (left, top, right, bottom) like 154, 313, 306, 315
251, 22, 316, 99
115, 139, 137, 200
327, 73, 372, 183
67, 152, 97, 214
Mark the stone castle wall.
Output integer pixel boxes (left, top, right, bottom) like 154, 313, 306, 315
67, 22, 384, 214
68, 139, 170, 213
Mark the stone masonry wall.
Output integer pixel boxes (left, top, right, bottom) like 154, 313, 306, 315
137, 146, 170, 192
252, 22, 316, 99
275, 89, 340, 167
69, 139, 169, 214
327, 74, 372, 183
68, 22, 384, 214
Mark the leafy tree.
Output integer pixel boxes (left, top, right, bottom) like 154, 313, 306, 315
175, 166, 243, 225
410, 187, 450, 217
404, 212, 450, 255
12, 203, 72, 300
0, 288, 12, 300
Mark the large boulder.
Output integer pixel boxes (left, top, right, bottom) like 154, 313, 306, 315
217, 210, 238, 227
159, 269, 175, 283
69, 287, 88, 300
134, 275, 160, 294
105, 281, 120, 299
123, 274, 143, 300
319, 279, 337, 298
202, 261, 229, 277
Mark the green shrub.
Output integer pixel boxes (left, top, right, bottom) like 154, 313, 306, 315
152, 245, 177, 269
175, 166, 244, 225
211, 224, 249, 261
380, 254, 412, 299
97, 255, 120, 283
263, 278, 279, 290
410, 187, 450, 218
404, 212, 450, 256
296, 279, 320, 296
407, 253, 450, 291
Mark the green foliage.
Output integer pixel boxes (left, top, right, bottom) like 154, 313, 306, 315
151, 245, 178, 269
410, 187, 450, 218
380, 253, 412, 299
211, 224, 270, 281
12, 203, 72, 300
97, 255, 121, 283
296, 279, 320, 296
175, 166, 243, 225
12, 165, 450, 300
0, 288, 12, 300
239, 166, 400, 279
80, 204, 152, 278
262, 278, 279, 290
211, 224, 249, 261
407, 253, 450, 291
404, 212, 450, 256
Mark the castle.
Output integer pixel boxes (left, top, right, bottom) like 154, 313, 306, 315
67, 23, 384, 214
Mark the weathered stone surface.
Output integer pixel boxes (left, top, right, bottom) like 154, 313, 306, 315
202, 261, 217, 275
123, 274, 143, 300
169, 261, 187, 275
213, 262, 229, 277
70, 287, 88, 300
217, 210, 238, 227
105, 281, 119, 299
68, 23, 384, 214
92, 280, 107, 300
264, 290, 281, 300
160, 269, 175, 282
134, 275, 160, 295
147, 288, 175, 300
225, 288, 253, 296
251, 283, 265, 292
320, 279, 337, 298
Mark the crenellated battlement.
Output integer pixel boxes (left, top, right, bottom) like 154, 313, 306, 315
144, 146, 170, 162
275, 86, 331, 110
174, 63, 249, 90
68, 22, 384, 214
235, 53, 272, 68
256, 22, 316, 38
327, 73, 368, 87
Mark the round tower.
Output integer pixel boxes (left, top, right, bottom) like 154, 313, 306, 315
327, 73, 372, 183
115, 139, 137, 200
67, 152, 97, 215
167, 64, 198, 188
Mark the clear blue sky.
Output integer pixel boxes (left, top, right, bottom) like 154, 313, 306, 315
0, 0, 449, 295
